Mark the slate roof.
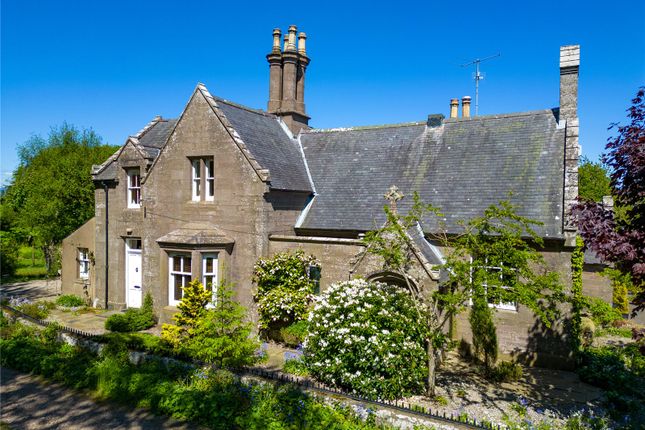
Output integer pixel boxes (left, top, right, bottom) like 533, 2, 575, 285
214, 98, 312, 192
91, 118, 177, 181
299, 109, 566, 238
138, 119, 177, 159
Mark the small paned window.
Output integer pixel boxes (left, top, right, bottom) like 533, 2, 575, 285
205, 159, 215, 201
190, 157, 214, 201
202, 253, 218, 304
78, 248, 90, 279
127, 168, 141, 208
470, 258, 518, 311
169, 254, 192, 306
191, 160, 201, 201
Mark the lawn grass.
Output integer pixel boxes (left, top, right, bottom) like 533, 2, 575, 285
4, 246, 48, 283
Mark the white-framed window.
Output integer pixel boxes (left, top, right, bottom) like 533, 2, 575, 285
205, 159, 215, 201
190, 157, 214, 201
78, 248, 90, 279
481, 264, 518, 311
191, 159, 201, 201
202, 253, 218, 304
470, 258, 518, 311
169, 253, 192, 306
127, 168, 141, 208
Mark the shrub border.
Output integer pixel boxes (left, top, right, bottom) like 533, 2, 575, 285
2, 303, 496, 430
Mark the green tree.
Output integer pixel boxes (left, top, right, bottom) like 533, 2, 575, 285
578, 156, 611, 202
3, 123, 117, 271
363, 188, 564, 396
186, 281, 260, 368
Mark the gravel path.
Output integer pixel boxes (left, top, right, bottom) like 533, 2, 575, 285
0, 367, 194, 430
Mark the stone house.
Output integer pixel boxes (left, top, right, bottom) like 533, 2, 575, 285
62, 26, 584, 367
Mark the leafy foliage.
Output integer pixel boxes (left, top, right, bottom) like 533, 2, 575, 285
105, 292, 156, 332
571, 236, 585, 351
280, 320, 309, 347
487, 360, 523, 383
0, 232, 20, 277
253, 250, 319, 331
578, 156, 612, 203
1, 319, 385, 430
2, 123, 117, 271
469, 292, 498, 370
161, 279, 211, 346
305, 279, 428, 400
584, 297, 623, 328
573, 88, 645, 311
8, 297, 55, 320
362, 192, 564, 396
184, 282, 260, 368
56, 294, 85, 307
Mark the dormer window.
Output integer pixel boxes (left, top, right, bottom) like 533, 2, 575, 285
127, 168, 141, 208
190, 157, 214, 202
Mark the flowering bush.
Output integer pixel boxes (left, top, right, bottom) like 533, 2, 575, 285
305, 279, 428, 400
253, 251, 319, 330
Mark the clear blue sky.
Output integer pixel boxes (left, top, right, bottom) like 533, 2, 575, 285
2, 0, 644, 186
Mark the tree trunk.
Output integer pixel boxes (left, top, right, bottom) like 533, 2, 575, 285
427, 341, 436, 397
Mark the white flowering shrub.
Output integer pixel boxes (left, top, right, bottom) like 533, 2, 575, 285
305, 279, 428, 400
253, 250, 319, 330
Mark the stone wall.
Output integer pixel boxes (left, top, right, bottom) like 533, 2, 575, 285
61, 217, 96, 302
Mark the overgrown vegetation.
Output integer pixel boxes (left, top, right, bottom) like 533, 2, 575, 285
0, 319, 389, 429
362, 190, 564, 395
6, 297, 55, 320
305, 279, 429, 400
253, 250, 319, 338
105, 292, 156, 332
577, 343, 645, 424
56, 294, 85, 308
573, 88, 645, 312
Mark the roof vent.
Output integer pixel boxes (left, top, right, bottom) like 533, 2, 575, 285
427, 114, 445, 127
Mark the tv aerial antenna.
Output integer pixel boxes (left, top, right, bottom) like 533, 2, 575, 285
460, 53, 500, 116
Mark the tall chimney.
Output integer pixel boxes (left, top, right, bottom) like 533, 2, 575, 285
559, 45, 580, 121
281, 26, 299, 113
266, 28, 283, 113
296, 32, 309, 115
449, 98, 459, 118
461, 96, 471, 118
559, 44, 580, 246
266, 25, 311, 134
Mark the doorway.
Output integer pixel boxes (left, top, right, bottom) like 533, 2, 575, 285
125, 238, 142, 308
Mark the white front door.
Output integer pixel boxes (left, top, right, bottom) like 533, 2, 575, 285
126, 239, 142, 308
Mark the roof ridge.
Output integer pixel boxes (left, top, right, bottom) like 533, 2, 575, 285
444, 108, 557, 123
211, 96, 273, 118
305, 121, 426, 134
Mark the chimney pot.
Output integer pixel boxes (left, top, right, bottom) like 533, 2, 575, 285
298, 32, 307, 55
287, 25, 297, 51
272, 28, 282, 52
462, 96, 471, 118
449, 98, 459, 118
283, 34, 289, 52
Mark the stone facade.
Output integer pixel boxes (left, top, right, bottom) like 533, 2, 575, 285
61, 28, 596, 366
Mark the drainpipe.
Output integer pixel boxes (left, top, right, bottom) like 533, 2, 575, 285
102, 181, 109, 309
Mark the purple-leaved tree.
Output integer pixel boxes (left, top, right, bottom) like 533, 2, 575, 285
573, 88, 645, 312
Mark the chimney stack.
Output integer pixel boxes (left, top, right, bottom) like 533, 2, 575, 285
266, 25, 311, 134
461, 96, 471, 118
449, 98, 459, 118
559, 44, 580, 245
559, 45, 580, 121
